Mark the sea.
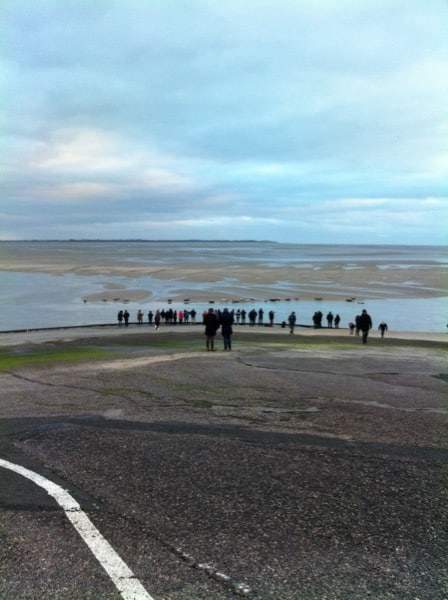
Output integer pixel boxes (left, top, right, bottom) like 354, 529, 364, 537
0, 241, 447, 333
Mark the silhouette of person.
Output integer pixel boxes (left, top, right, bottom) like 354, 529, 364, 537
117, 310, 123, 327
358, 309, 373, 344
326, 312, 334, 328
123, 310, 130, 327
269, 310, 275, 326
288, 311, 297, 334
220, 308, 234, 350
334, 314, 341, 329
378, 321, 388, 338
204, 308, 220, 351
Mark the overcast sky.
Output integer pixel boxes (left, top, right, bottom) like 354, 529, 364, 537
1, 0, 447, 243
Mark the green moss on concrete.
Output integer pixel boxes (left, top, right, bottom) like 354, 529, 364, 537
0, 347, 110, 371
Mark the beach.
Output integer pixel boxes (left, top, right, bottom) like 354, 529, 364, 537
0, 242, 447, 332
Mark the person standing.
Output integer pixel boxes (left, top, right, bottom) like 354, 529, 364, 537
117, 310, 124, 327
268, 310, 275, 326
137, 310, 144, 325
204, 308, 220, 351
288, 311, 297, 334
147, 310, 153, 325
326, 312, 334, 328
355, 314, 361, 336
241, 309, 247, 325
378, 321, 388, 338
258, 308, 264, 325
154, 310, 161, 330
123, 310, 130, 327
220, 308, 234, 351
334, 314, 341, 329
348, 322, 355, 335
358, 309, 373, 344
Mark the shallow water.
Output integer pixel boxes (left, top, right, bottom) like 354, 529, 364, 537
0, 271, 447, 332
1, 242, 447, 332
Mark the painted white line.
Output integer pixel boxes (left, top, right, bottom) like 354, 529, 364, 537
0, 458, 155, 600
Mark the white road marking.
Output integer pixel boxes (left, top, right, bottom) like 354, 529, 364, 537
0, 458, 154, 600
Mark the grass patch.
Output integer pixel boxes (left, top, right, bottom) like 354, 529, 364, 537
0, 347, 110, 371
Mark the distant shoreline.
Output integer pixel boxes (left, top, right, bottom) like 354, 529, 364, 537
0, 240, 447, 248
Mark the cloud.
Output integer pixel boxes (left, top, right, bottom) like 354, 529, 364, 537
0, 0, 447, 243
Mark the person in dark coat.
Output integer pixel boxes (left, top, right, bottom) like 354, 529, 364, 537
147, 310, 153, 325
378, 321, 388, 338
220, 308, 234, 350
154, 310, 161, 330
117, 310, 124, 326
249, 309, 257, 326
258, 308, 264, 325
355, 314, 361, 336
326, 312, 334, 328
268, 310, 275, 326
241, 309, 246, 324
204, 308, 220, 351
288, 311, 297, 334
358, 309, 373, 344
123, 310, 130, 327
334, 314, 341, 329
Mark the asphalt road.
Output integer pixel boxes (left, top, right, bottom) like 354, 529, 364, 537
1, 331, 447, 599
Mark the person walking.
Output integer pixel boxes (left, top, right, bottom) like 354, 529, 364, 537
117, 310, 124, 327
220, 308, 234, 351
204, 308, 220, 351
358, 309, 373, 344
123, 310, 130, 327
334, 314, 341, 329
288, 311, 297, 334
378, 321, 388, 338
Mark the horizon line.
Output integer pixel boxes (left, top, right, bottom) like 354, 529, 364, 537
0, 239, 446, 248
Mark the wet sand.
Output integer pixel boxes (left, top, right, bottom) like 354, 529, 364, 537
1, 242, 447, 302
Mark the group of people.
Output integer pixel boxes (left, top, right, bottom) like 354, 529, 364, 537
118, 308, 198, 328
117, 306, 388, 345
312, 311, 341, 329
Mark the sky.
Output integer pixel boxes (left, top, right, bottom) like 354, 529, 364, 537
1, 0, 447, 244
